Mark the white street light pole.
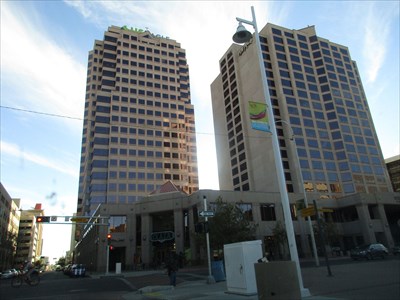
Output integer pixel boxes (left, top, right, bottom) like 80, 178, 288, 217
276, 119, 320, 267
233, 6, 310, 297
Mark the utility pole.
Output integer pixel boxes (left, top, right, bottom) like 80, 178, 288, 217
313, 200, 333, 277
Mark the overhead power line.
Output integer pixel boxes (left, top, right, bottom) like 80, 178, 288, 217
0, 104, 281, 140
0, 105, 83, 120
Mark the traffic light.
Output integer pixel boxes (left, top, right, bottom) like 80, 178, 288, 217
36, 216, 50, 223
195, 222, 204, 233
107, 233, 112, 245
109, 245, 114, 251
204, 221, 209, 233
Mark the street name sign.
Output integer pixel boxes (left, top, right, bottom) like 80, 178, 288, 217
71, 217, 89, 223
199, 211, 215, 217
301, 206, 334, 217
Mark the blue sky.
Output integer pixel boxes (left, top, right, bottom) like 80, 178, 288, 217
1, 1, 399, 260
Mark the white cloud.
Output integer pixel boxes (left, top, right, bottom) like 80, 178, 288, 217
1, 140, 78, 178
362, 2, 397, 83
1, 2, 86, 123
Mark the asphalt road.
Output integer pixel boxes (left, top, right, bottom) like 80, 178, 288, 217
1, 256, 399, 300
0, 271, 133, 300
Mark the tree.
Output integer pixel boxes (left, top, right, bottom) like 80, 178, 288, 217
0, 232, 18, 269
272, 220, 288, 259
313, 217, 340, 255
57, 257, 66, 267
197, 197, 257, 257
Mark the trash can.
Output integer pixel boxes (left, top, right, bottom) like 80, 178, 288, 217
254, 261, 301, 300
211, 260, 225, 281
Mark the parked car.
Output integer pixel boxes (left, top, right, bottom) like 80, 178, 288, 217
63, 264, 72, 275
69, 264, 86, 277
393, 245, 400, 255
350, 243, 388, 260
0, 269, 17, 279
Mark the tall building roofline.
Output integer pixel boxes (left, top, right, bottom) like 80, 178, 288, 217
106, 25, 178, 44
385, 155, 400, 163
297, 25, 316, 35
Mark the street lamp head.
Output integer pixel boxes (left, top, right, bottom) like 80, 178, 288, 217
232, 22, 252, 44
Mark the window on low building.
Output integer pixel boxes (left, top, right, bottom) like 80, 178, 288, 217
109, 216, 127, 232
260, 204, 276, 221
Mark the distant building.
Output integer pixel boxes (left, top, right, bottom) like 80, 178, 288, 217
40, 255, 50, 270
9, 198, 21, 239
0, 183, 21, 269
386, 155, 400, 192
15, 203, 44, 264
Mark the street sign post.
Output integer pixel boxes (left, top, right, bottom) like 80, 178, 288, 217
300, 206, 315, 218
199, 210, 215, 217
319, 208, 334, 213
301, 206, 333, 217
71, 217, 89, 223
313, 200, 333, 277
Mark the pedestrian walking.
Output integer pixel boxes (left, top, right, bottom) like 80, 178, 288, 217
165, 251, 178, 286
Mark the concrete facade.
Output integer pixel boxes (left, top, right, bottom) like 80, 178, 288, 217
77, 25, 199, 219
386, 155, 400, 192
75, 188, 400, 272
0, 183, 21, 270
15, 204, 44, 264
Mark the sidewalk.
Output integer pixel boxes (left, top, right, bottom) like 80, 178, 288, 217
94, 257, 399, 300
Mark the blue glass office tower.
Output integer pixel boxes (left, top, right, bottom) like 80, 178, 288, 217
211, 24, 392, 200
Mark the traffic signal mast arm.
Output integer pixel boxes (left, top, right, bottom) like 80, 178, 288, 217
34, 215, 109, 225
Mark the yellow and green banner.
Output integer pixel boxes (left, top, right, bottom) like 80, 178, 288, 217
249, 101, 270, 132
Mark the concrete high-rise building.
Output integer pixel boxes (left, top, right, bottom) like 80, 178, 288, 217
15, 203, 44, 264
77, 26, 199, 217
211, 23, 393, 202
0, 183, 21, 269
385, 155, 400, 192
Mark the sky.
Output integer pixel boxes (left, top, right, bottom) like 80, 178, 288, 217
1, 1, 399, 261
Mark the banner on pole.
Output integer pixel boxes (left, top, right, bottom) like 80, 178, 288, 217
249, 101, 271, 132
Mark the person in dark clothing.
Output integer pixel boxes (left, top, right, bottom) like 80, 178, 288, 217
165, 252, 178, 286
178, 251, 184, 268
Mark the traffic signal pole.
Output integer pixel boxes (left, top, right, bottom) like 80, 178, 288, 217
106, 244, 110, 275
106, 233, 111, 275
